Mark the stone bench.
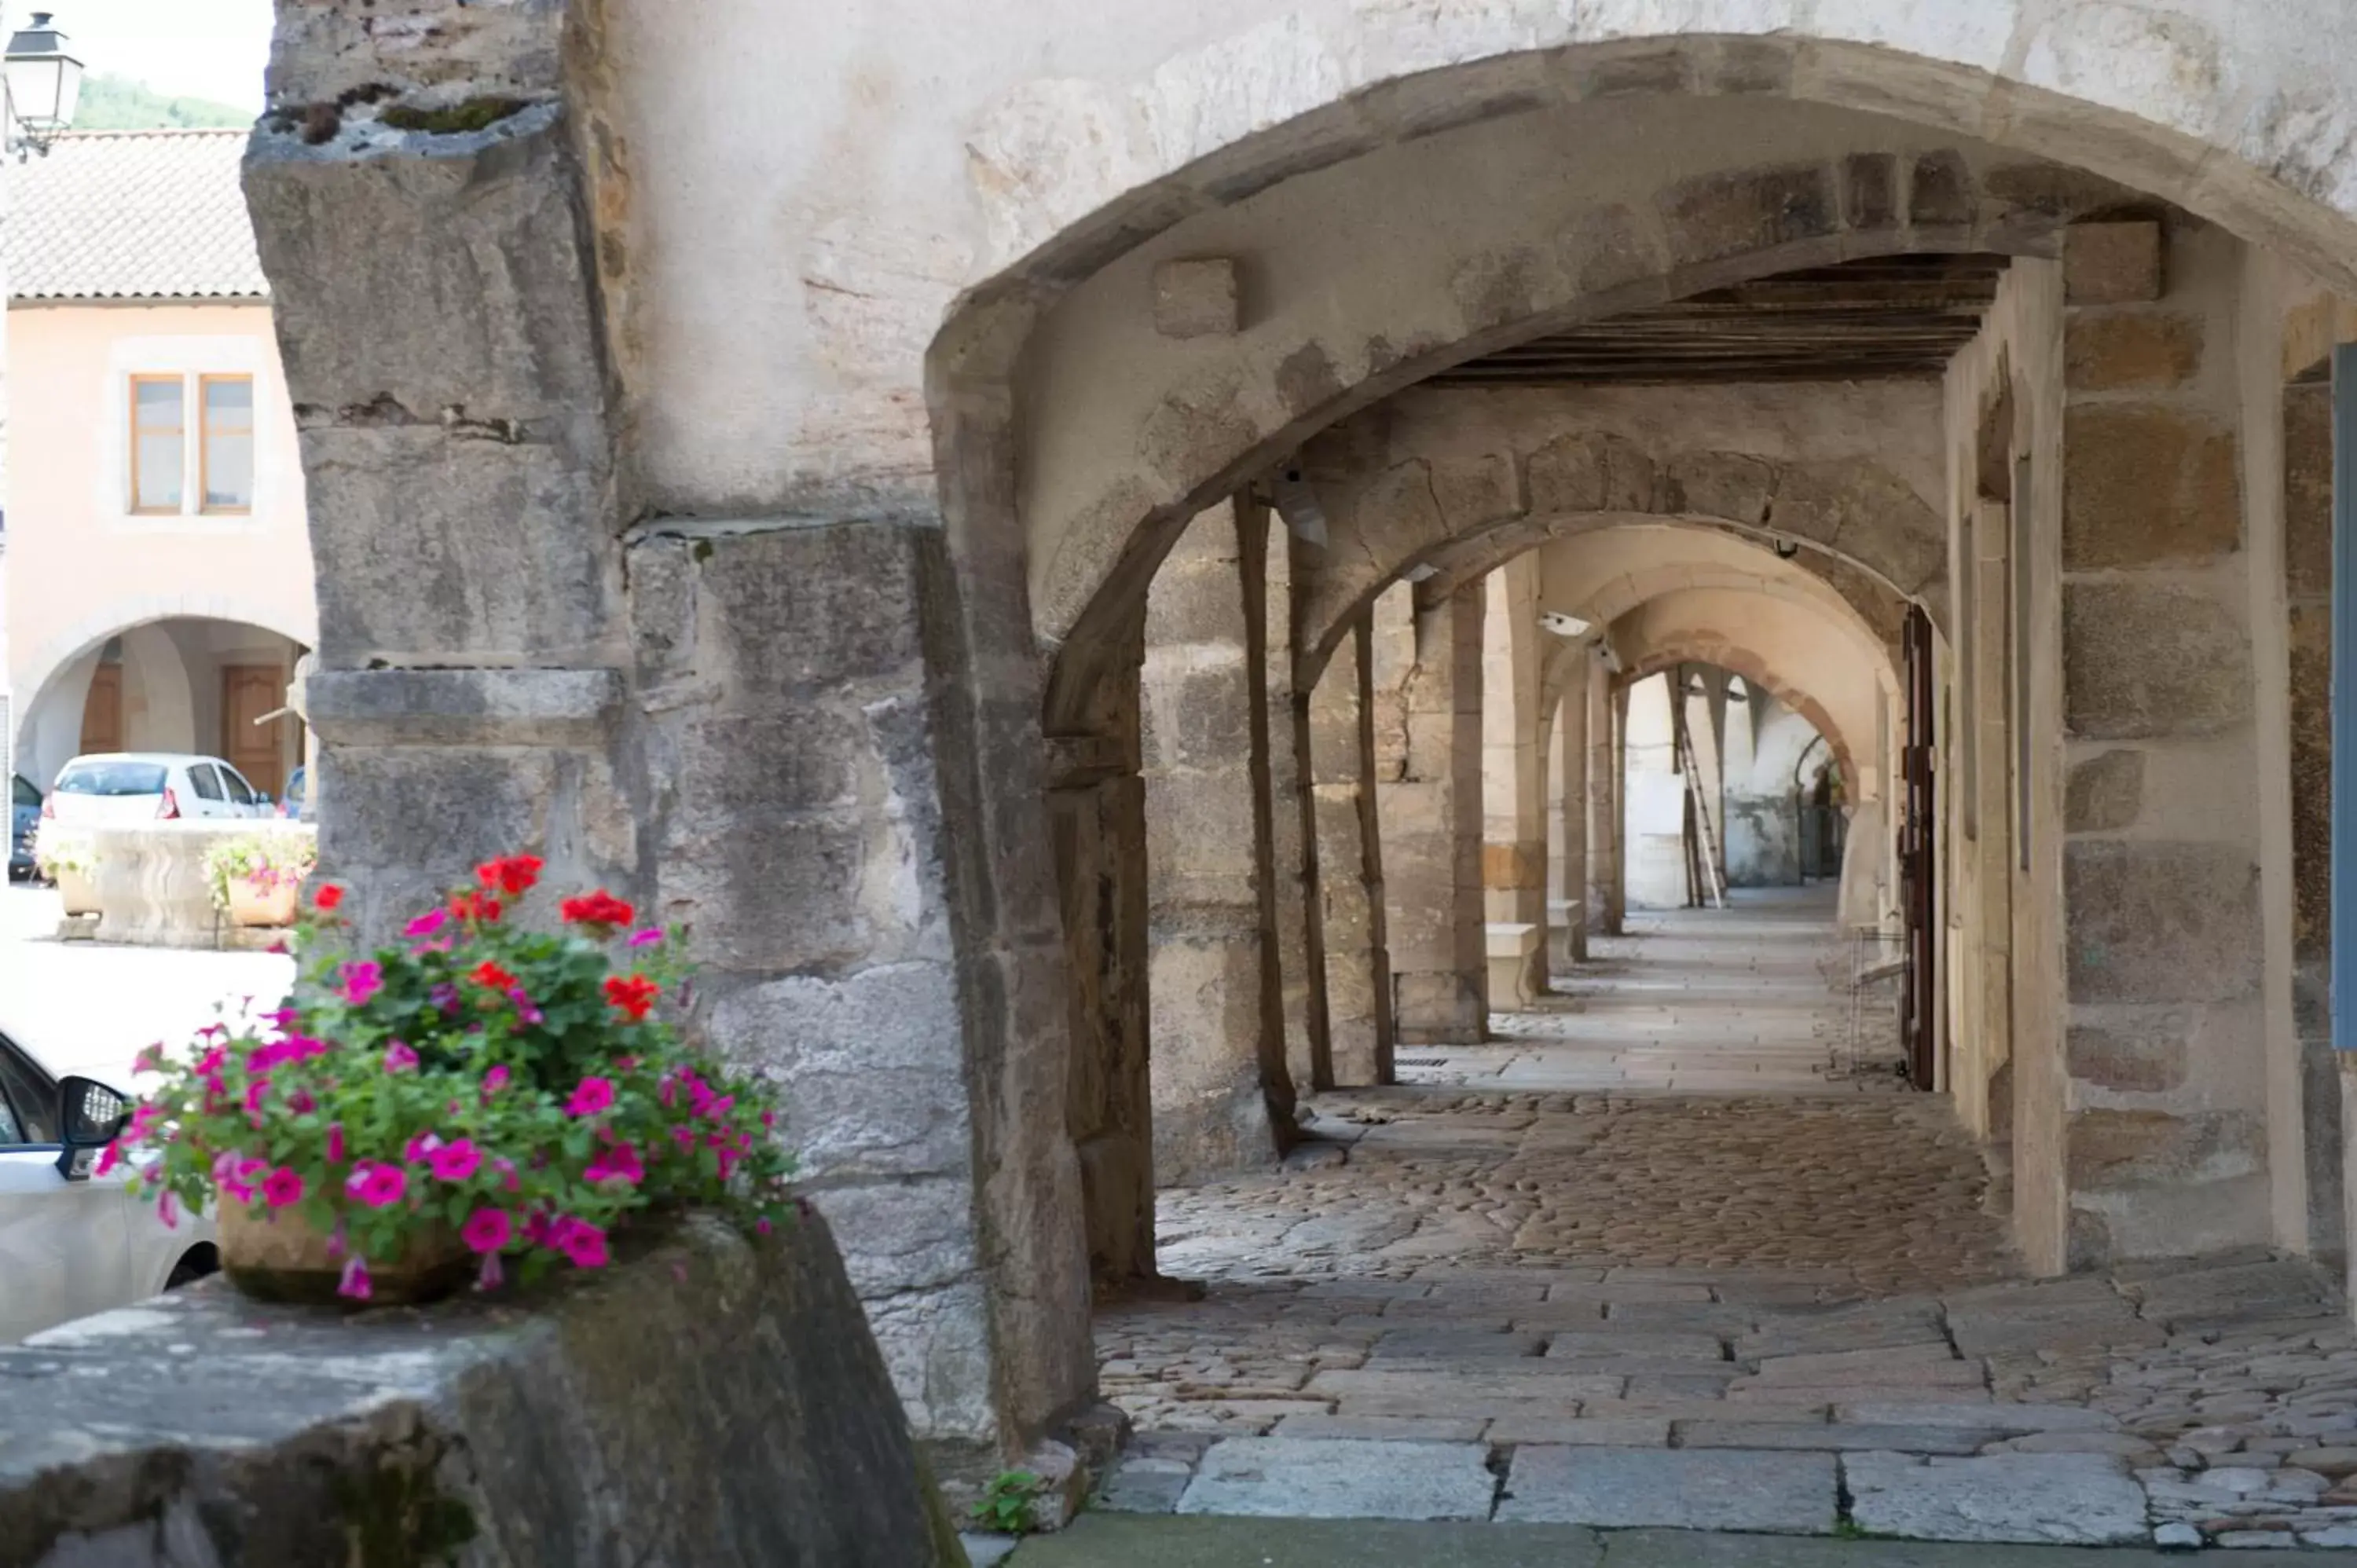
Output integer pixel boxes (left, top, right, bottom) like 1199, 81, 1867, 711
0, 1211, 963, 1567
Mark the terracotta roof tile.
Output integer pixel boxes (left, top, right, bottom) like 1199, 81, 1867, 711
6, 128, 266, 301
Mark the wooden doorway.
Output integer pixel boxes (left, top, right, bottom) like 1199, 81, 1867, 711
222, 665, 288, 797
79, 663, 122, 754
1899, 606, 1940, 1091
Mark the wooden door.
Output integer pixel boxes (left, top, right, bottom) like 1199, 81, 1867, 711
221, 665, 287, 799
1899, 606, 1939, 1090
78, 665, 121, 755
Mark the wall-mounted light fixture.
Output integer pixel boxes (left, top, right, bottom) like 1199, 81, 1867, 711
5, 12, 83, 158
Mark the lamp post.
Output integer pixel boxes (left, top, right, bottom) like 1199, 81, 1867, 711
5, 11, 82, 157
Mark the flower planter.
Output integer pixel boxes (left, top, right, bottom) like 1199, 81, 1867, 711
219, 1199, 471, 1306
53, 866, 99, 918
225, 877, 300, 929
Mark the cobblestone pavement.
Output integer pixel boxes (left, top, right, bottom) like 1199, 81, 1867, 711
1093, 900, 2357, 1548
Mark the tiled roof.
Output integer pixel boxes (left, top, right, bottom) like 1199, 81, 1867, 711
6, 129, 266, 301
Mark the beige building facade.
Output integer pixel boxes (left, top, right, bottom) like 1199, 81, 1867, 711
5, 130, 313, 800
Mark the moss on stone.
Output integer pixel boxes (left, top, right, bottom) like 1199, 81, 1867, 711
379, 97, 528, 135
332, 1450, 478, 1566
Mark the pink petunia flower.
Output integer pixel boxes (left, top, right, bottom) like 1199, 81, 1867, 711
475, 1251, 504, 1291
505, 987, 544, 1026
383, 1041, 420, 1073
427, 1140, 482, 1183
403, 907, 448, 939
460, 1208, 513, 1254
325, 1123, 346, 1164
403, 1130, 444, 1164
626, 927, 663, 949
156, 1190, 178, 1230
339, 961, 383, 1007
584, 1141, 643, 1186
262, 1167, 305, 1208
564, 1076, 615, 1119
482, 1064, 511, 1097
552, 1217, 608, 1269
346, 1163, 408, 1209
338, 1255, 372, 1300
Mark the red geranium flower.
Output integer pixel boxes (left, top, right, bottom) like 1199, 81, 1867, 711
313, 883, 344, 911
603, 973, 660, 1021
560, 890, 636, 929
471, 960, 519, 991
449, 890, 504, 925
475, 855, 545, 897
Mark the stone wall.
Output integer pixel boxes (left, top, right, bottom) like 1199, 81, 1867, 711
2055, 219, 2274, 1265
1308, 615, 1395, 1086
0, 1214, 962, 1567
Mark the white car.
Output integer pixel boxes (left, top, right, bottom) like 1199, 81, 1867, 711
43, 752, 273, 824
0, 1013, 217, 1342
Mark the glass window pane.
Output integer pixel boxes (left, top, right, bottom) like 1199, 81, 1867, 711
135, 434, 184, 510
203, 430, 254, 510
189, 765, 224, 802
134, 379, 184, 423
203, 377, 252, 426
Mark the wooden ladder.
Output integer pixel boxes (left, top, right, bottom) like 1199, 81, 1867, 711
1673, 700, 1727, 910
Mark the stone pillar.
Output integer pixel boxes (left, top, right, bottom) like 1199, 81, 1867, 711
1268, 510, 1332, 1094
1588, 653, 1622, 938
1044, 614, 1156, 1291
1142, 503, 1294, 1182
249, 24, 1094, 1477
1310, 615, 1395, 1086
1553, 669, 1590, 967
1384, 584, 1487, 1044
1482, 562, 1548, 1007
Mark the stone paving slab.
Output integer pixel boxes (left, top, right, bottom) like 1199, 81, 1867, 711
1842, 1451, 2150, 1545
1676, 1421, 1999, 1455
1176, 1438, 1498, 1520
1494, 1445, 1838, 1533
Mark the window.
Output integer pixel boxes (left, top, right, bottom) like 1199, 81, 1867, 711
219, 766, 258, 807
200, 376, 255, 512
130, 376, 184, 513
10, 776, 37, 808
0, 1039, 57, 1146
188, 764, 225, 804
55, 760, 166, 796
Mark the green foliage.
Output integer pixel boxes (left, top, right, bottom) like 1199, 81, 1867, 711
74, 73, 249, 131
970, 1471, 1043, 1537
121, 857, 797, 1297
31, 821, 94, 878
201, 827, 317, 912
377, 97, 526, 135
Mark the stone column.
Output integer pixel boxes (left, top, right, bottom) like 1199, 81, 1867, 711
1588, 653, 1622, 938
1555, 667, 1591, 966
1142, 503, 1295, 1182
1044, 614, 1156, 1291
1310, 615, 1395, 1086
1482, 562, 1548, 1007
1384, 583, 1487, 1044
1267, 509, 1332, 1094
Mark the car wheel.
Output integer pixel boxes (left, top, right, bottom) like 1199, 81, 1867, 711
164, 1246, 220, 1290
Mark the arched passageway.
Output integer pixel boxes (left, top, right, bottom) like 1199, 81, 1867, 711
250, 4, 2357, 1523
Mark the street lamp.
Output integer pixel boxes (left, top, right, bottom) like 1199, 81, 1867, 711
5, 12, 82, 157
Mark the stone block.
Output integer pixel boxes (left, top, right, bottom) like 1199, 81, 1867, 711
1841, 153, 1896, 229
2062, 581, 2251, 739
307, 667, 620, 749
1842, 1450, 2149, 1544
1153, 258, 1240, 338
2067, 1108, 2266, 1191
2062, 403, 2239, 568
2064, 221, 2164, 303
0, 1213, 962, 1566
1767, 460, 1945, 593
1908, 150, 1974, 227
1662, 450, 1776, 526
2064, 311, 2203, 390
1657, 163, 1838, 267
1558, 202, 1668, 296
2066, 1013, 2190, 1094
1677, 1423, 1998, 1455
2064, 841, 2260, 1003
2063, 748, 2143, 832
1526, 430, 1655, 515
1176, 1438, 1496, 1519
694, 522, 934, 693
2286, 381, 2333, 599
1495, 1446, 1837, 1533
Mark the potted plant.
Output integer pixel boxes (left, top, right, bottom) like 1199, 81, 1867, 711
202, 828, 318, 928
110, 854, 797, 1305
32, 821, 98, 915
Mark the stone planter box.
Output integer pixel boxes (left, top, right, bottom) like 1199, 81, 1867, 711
0, 1210, 962, 1566
85, 822, 317, 948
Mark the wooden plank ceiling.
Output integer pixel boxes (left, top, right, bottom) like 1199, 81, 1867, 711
1430, 253, 2011, 386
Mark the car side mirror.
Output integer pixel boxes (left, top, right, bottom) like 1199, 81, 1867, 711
56, 1076, 127, 1181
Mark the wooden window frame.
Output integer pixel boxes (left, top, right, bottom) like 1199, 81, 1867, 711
197, 373, 255, 517
128, 373, 186, 516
